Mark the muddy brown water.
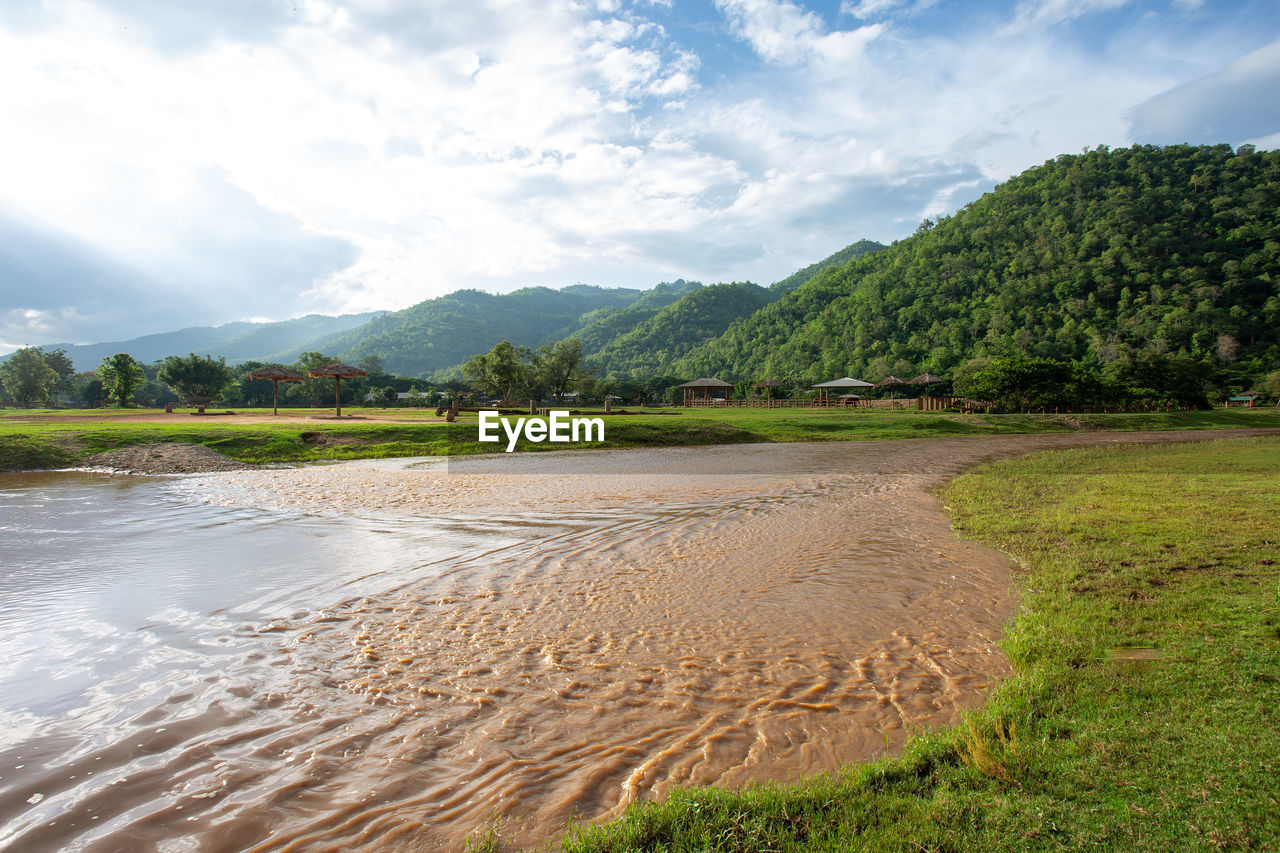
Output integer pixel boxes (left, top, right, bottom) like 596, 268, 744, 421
1, 430, 1273, 851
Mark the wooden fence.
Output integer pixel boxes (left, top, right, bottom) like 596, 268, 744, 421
682, 396, 972, 411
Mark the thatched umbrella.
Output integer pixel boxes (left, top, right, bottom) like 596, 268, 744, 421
909, 373, 944, 386
307, 362, 368, 417
874, 375, 907, 399
246, 365, 306, 416
754, 378, 784, 399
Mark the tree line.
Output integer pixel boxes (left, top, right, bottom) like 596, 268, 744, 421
0, 341, 635, 409
0, 348, 445, 409
8, 338, 1277, 413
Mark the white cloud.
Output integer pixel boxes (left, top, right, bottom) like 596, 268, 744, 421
841, 0, 906, 20
1128, 37, 1280, 144
1001, 0, 1132, 34
717, 0, 882, 68
0, 0, 712, 323
0, 0, 1276, 348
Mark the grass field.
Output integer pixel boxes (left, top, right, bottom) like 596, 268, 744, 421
2, 405, 1279, 471
539, 436, 1280, 852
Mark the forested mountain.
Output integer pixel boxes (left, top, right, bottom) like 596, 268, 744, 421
50, 313, 379, 371
676, 144, 1280, 389
401, 243, 885, 382
552, 279, 702, 355
769, 239, 886, 294
272, 285, 645, 377
587, 282, 770, 378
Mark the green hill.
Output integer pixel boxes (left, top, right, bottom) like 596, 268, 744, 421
49, 313, 380, 372
553, 279, 703, 355
769, 239, 886, 295
588, 282, 770, 379
676, 144, 1280, 391
274, 285, 645, 377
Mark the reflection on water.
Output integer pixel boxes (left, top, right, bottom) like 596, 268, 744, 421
0, 471, 470, 720
1, 431, 1270, 851
0, 470, 483, 852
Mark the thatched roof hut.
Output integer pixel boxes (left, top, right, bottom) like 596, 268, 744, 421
753, 378, 785, 399
307, 362, 368, 417
246, 365, 306, 415
677, 377, 734, 406
874, 375, 908, 399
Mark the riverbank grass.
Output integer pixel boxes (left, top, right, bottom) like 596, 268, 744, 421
557, 436, 1280, 851
2, 407, 1279, 471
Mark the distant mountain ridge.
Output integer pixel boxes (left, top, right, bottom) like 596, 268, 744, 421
274, 284, 648, 377
48, 313, 381, 372
17, 238, 897, 378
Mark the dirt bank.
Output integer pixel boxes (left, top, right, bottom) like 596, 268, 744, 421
78, 442, 255, 474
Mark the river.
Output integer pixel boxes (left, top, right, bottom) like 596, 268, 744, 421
0, 431, 1267, 851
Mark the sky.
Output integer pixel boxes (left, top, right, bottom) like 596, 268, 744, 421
2, 0, 1279, 352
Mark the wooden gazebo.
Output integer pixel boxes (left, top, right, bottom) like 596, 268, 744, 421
678, 377, 734, 406
812, 377, 872, 406
246, 365, 306, 415
307, 362, 368, 417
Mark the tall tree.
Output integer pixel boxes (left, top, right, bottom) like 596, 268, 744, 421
97, 353, 144, 407
0, 347, 58, 406
464, 340, 535, 404
1261, 370, 1280, 402
537, 338, 589, 403
158, 353, 235, 400
38, 347, 76, 396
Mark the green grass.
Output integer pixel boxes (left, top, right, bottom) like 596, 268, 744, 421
552, 436, 1280, 852
1, 405, 1278, 472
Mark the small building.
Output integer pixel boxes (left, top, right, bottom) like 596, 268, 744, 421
1226, 392, 1261, 408
678, 377, 734, 406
